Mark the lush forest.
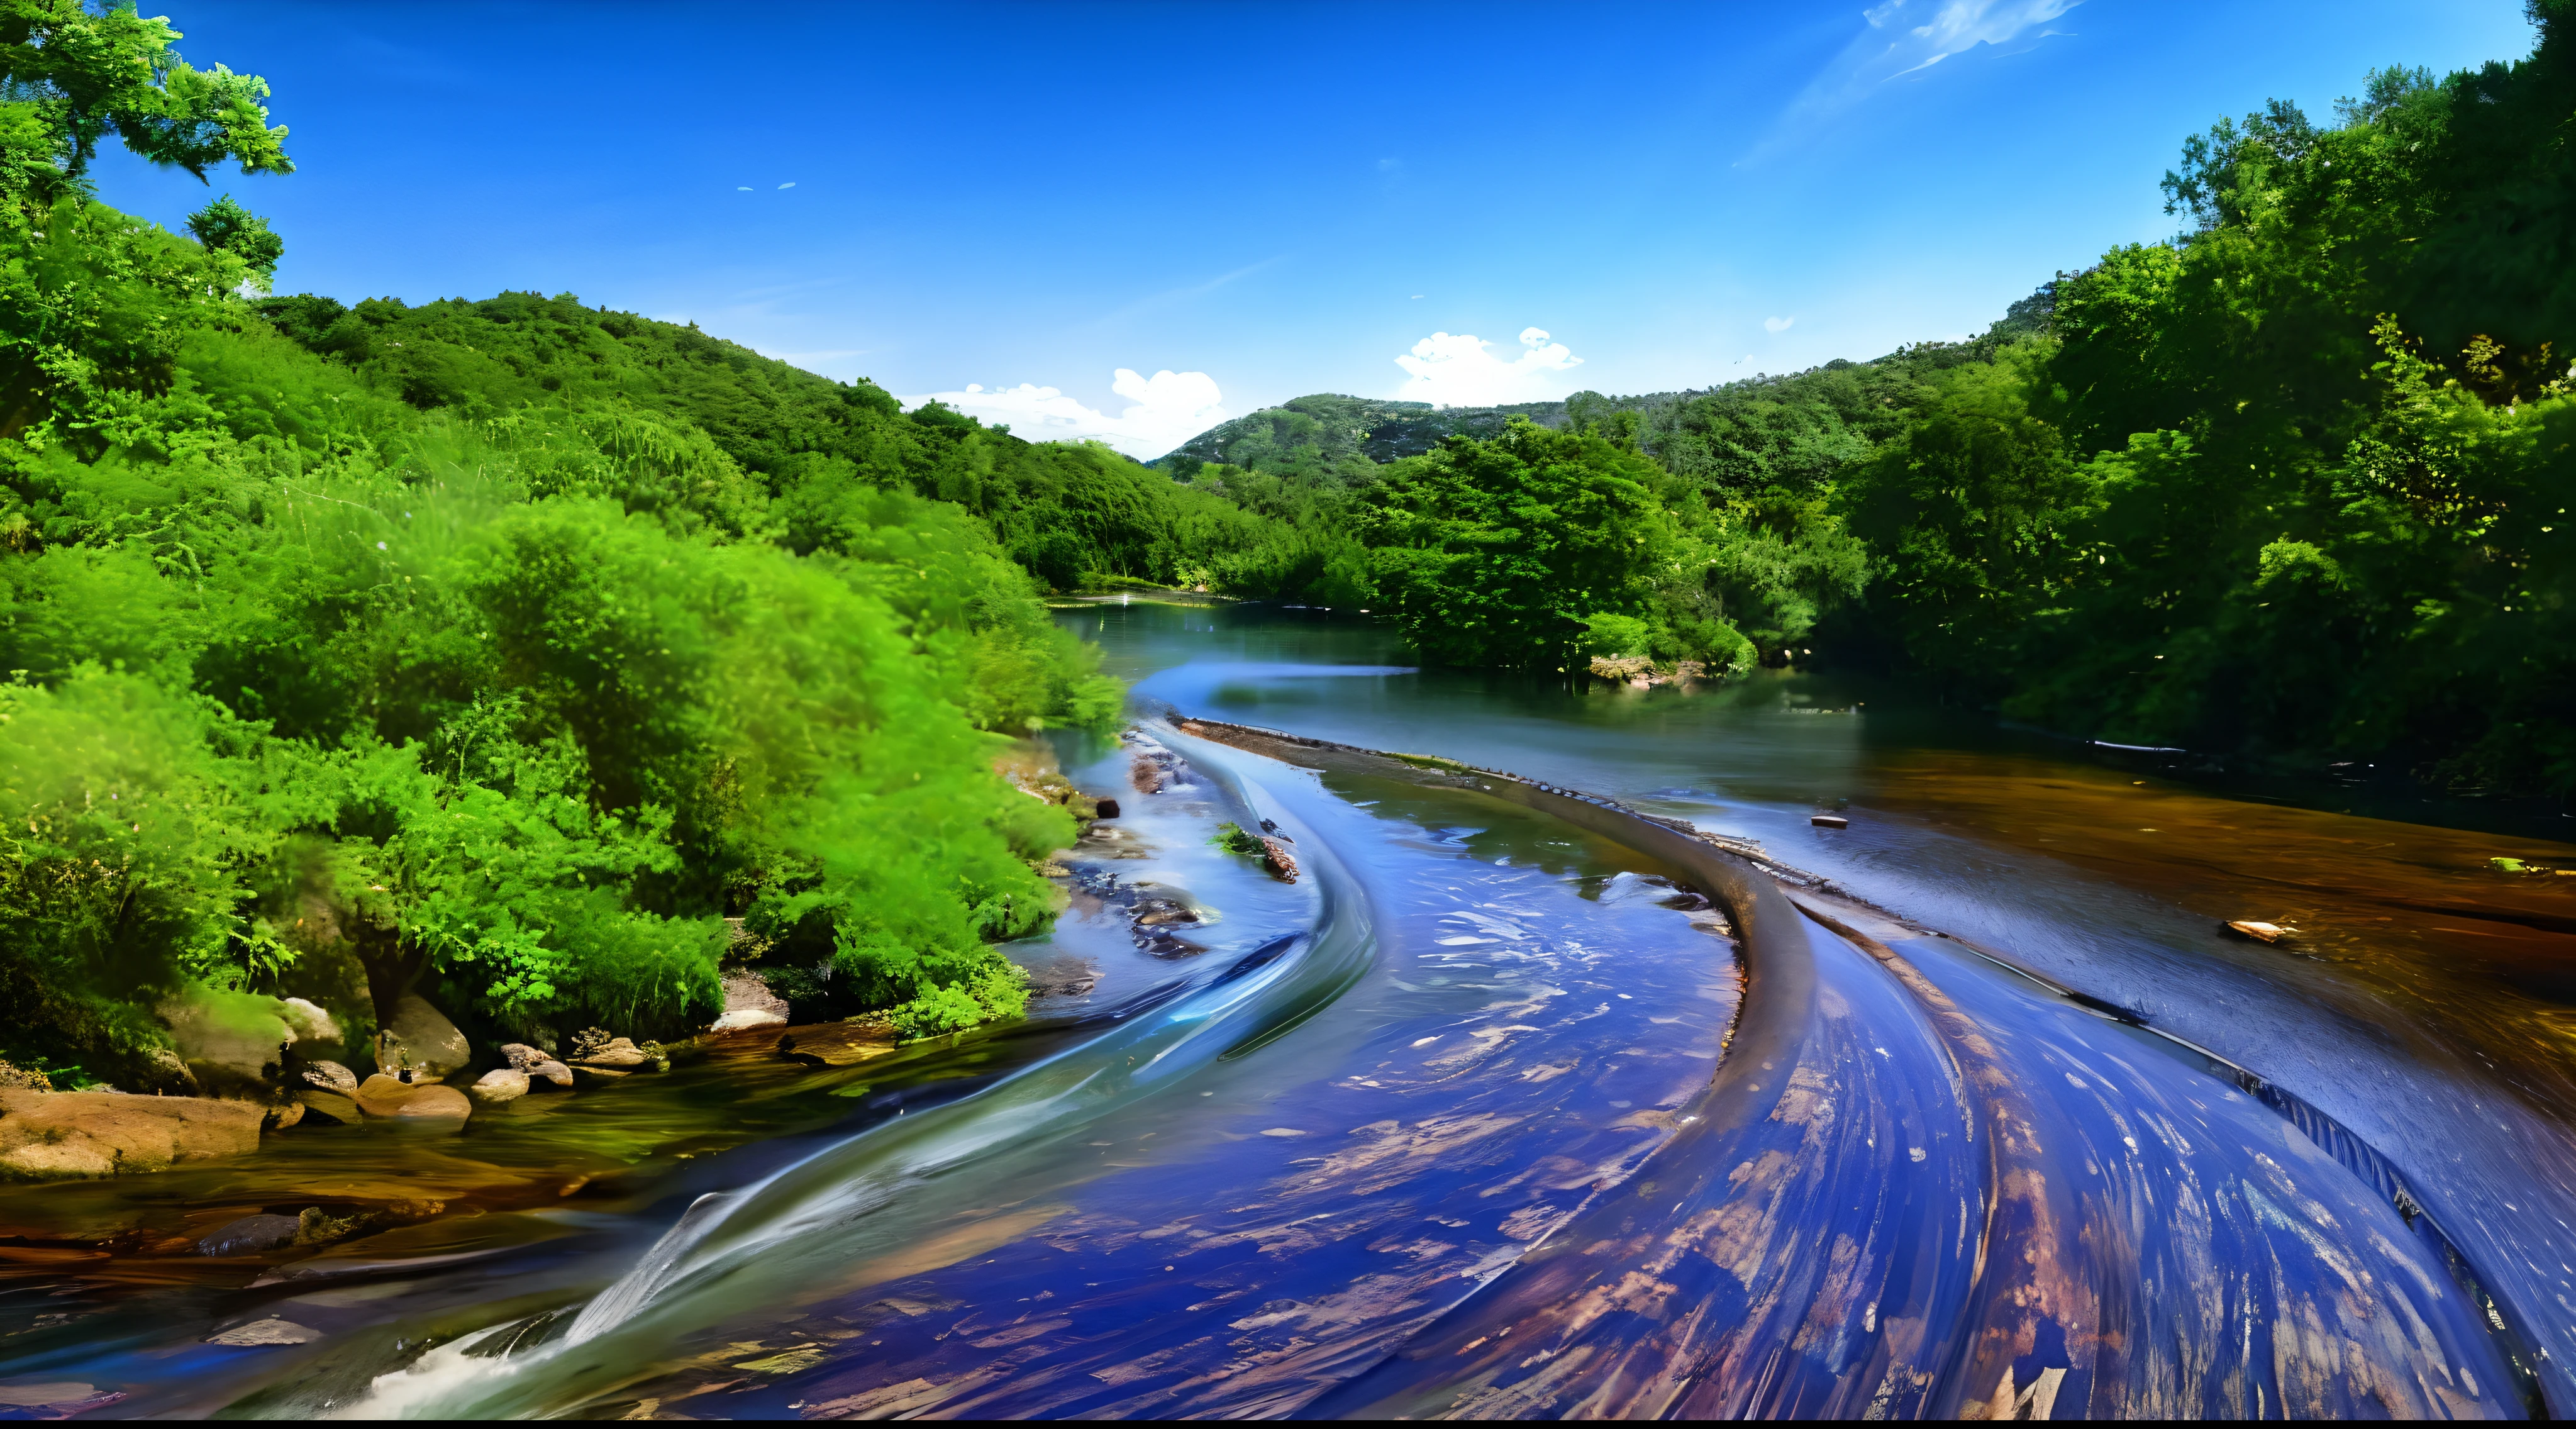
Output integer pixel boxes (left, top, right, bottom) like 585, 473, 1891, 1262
0, 0, 1313, 1085
10, 0, 2576, 1087
1157, 13, 2576, 802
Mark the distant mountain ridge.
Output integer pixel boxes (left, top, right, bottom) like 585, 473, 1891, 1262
1157, 392, 1582, 469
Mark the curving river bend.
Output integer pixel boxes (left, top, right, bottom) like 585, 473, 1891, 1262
6, 600, 2576, 1419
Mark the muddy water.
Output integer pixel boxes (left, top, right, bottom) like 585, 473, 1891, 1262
3, 598, 2573, 1418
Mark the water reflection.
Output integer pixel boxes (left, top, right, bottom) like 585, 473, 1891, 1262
5, 599, 2575, 1416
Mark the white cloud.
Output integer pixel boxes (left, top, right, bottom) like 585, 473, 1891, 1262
904, 368, 1228, 459
1858, 0, 2075, 79
1764, 315, 1795, 333
777, 181, 796, 189
1392, 327, 1584, 408
1757, 0, 2074, 148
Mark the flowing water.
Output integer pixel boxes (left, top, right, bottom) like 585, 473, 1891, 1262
6, 599, 2576, 1418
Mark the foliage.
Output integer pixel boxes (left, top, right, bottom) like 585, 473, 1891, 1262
1209, 821, 1265, 857
0, 0, 291, 199
1821, 10, 2576, 791
182, 192, 277, 286
0, 10, 1148, 1075
1351, 418, 1679, 668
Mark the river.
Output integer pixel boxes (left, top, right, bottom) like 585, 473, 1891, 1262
3, 599, 2573, 1419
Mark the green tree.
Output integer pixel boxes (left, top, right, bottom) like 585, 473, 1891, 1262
0, 0, 291, 202
1353, 418, 1675, 667
183, 191, 279, 286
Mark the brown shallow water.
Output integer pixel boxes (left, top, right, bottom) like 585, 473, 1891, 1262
1857, 748, 2576, 1115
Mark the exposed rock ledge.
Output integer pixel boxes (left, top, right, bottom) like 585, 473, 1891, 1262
1587, 655, 1707, 687
0, 1091, 262, 1179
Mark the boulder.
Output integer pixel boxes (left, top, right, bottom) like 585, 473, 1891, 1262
277, 998, 341, 1047
373, 996, 470, 1083
352, 1075, 470, 1122
0, 1091, 262, 1179
721, 970, 790, 1021
709, 1008, 787, 1033
198, 1213, 303, 1257
206, 1318, 319, 1346
298, 1060, 358, 1096
526, 1059, 574, 1089
570, 1064, 634, 1086
467, 1068, 528, 1105
575, 1037, 653, 1069
293, 1089, 360, 1125
499, 1043, 547, 1072
161, 989, 296, 1094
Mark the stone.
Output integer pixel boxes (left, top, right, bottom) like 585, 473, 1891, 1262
467, 1067, 529, 1105
264, 1101, 305, 1131
206, 1317, 318, 1346
352, 1075, 470, 1121
499, 1043, 547, 1072
1811, 815, 1849, 828
2224, 920, 2290, 943
296, 1206, 370, 1245
526, 1059, 574, 1089
575, 1037, 653, 1069
570, 1064, 634, 1086
292, 1089, 360, 1125
1093, 797, 1121, 819
298, 1060, 358, 1095
160, 989, 296, 1095
0, 1091, 262, 1180
198, 1213, 303, 1257
277, 998, 341, 1046
373, 995, 470, 1083
709, 1008, 787, 1033
391, 1085, 471, 1121
1258, 835, 1300, 883
142, 1046, 198, 1094
721, 970, 789, 1020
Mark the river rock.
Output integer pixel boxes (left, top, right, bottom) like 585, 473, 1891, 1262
499, 1043, 546, 1071
710, 1008, 787, 1033
206, 1317, 319, 1346
576, 1037, 653, 1069
723, 969, 789, 1017
298, 1060, 358, 1095
277, 998, 341, 1047
293, 1089, 360, 1125
160, 991, 294, 1094
352, 1075, 470, 1121
570, 1063, 634, 1086
526, 1059, 573, 1089
198, 1213, 302, 1257
713, 970, 789, 1035
467, 1067, 528, 1104
0, 1091, 262, 1179
373, 996, 470, 1083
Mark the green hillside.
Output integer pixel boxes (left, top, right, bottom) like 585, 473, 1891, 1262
1160, 394, 1574, 472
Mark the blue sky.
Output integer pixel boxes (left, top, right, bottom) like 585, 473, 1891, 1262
96, 1, 2536, 457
